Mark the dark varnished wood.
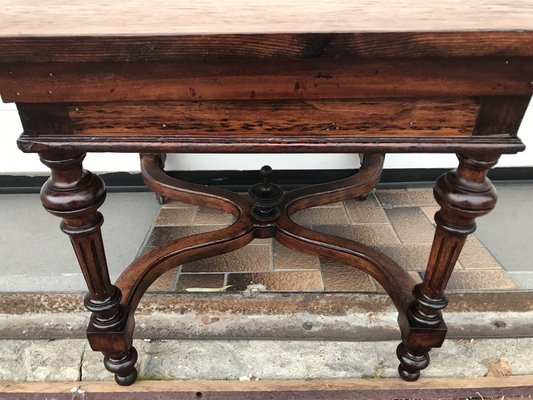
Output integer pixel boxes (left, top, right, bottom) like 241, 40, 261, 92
38, 152, 137, 385
17, 98, 480, 137
2, 32, 533, 64
61, 98, 479, 138
474, 96, 532, 136
1, 7, 531, 386
12, 100, 528, 154
275, 218, 415, 314
17, 134, 527, 155
398, 154, 500, 381
17, 103, 72, 135
119, 220, 256, 312
3, 58, 533, 103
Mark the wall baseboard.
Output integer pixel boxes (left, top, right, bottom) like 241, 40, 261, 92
1, 167, 532, 194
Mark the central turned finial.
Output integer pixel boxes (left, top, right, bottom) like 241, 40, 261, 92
248, 165, 283, 221
259, 165, 273, 194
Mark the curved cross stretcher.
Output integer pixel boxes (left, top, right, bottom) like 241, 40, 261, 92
104, 152, 425, 384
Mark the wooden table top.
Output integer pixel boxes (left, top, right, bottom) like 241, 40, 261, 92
2, 0, 533, 35
1, 1, 533, 62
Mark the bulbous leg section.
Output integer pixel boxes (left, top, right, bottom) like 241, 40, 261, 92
104, 346, 138, 386
396, 343, 429, 382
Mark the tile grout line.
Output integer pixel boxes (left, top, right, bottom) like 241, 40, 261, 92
223, 273, 228, 287
319, 265, 327, 291
136, 204, 161, 256
338, 200, 351, 225
172, 265, 182, 291
312, 224, 327, 291
368, 276, 378, 292
341, 200, 354, 225
180, 271, 234, 275
190, 206, 200, 226
262, 268, 323, 273
381, 207, 405, 246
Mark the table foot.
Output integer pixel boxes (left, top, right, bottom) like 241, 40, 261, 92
396, 343, 429, 382
104, 347, 138, 386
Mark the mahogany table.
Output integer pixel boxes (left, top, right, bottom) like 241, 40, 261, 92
1, 0, 532, 386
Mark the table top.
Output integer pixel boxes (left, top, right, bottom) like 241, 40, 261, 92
2, 0, 533, 35
1, 1, 533, 62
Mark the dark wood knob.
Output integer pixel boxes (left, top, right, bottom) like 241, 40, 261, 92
260, 165, 273, 193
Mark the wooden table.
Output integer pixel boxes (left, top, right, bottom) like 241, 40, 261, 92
1, 0, 532, 386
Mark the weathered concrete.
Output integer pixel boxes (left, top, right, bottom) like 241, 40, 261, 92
1, 338, 532, 382
1, 310, 532, 342
24, 340, 85, 382
3, 292, 533, 316
0, 340, 84, 381
0, 341, 29, 381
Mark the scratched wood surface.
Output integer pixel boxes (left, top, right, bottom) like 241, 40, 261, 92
1, 0, 533, 35
62, 99, 479, 137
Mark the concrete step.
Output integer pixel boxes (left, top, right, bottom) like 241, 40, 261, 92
1, 337, 532, 382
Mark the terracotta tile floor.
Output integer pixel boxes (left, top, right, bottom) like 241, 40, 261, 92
141, 188, 517, 293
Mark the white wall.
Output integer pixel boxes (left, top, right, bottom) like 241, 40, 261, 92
1, 100, 531, 175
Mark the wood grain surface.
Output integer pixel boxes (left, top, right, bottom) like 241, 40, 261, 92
62, 99, 479, 137
1, 376, 533, 398
1, 2, 533, 63
3, 57, 532, 103
1, 0, 532, 36
2, 32, 533, 63
3, 375, 533, 391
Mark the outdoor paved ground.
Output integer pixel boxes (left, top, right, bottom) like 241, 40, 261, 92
0, 192, 159, 291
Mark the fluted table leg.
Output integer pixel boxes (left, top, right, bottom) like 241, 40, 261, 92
398, 154, 499, 381
39, 152, 137, 385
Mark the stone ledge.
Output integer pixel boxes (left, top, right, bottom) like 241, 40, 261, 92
0, 293, 532, 341
1, 338, 533, 383
2, 292, 533, 315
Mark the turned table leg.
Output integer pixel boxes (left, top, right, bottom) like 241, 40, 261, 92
398, 154, 499, 381
39, 152, 137, 385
